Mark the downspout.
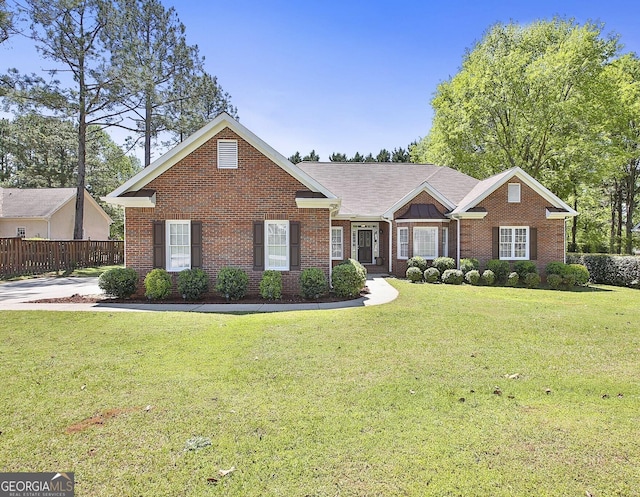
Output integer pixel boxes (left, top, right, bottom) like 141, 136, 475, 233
456, 216, 461, 269
386, 218, 393, 274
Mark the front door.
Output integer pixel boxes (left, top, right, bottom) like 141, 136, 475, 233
358, 230, 373, 264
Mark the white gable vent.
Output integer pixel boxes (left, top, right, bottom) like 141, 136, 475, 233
217, 139, 238, 169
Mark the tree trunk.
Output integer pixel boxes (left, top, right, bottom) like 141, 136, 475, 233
570, 195, 578, 252
73, 55, 87, 240
616, 188, 623, 254
609, 185, 617, 254
145, 91, 152, 168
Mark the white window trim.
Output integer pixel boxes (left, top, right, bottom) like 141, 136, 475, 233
508, 183, 521, 203
265, 220, 289, 271
397, 227, 409, 260
499, 226, 529, 260
331, 226, 343, 260
442, 227, 449, 258
217, 139, 238, 169
166, 220, 191, 272
413, 226, 438, 259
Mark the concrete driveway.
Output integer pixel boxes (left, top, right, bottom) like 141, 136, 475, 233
0, 277, 103, 304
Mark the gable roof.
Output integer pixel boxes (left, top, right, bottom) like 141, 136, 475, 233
298, 162, 478, 218
0, 187, 112, 223
105, 113, 336, 202
1, 187, 75, 218
450, 167, 577, 217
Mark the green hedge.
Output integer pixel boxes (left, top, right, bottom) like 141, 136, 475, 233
566, 253, 640, 287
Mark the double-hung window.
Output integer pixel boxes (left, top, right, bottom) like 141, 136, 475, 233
17, 227, 26, 238
266, 221, 289, 270
413, 227, 438, 259
331, 227, 343, 260
397, 227, 409, 259
166, 220, 191, 271
499, 226, 529, 260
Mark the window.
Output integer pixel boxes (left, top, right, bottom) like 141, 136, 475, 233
266, 220, 289, 270
17, 227, 26, 238
508, 183, 521, 203
166, 220, 191, 271
413, 227, 438, 259
397, 227, 409, 259
331, 227, 343, 260
217, 139, 238, 169
500, 226, 529, 260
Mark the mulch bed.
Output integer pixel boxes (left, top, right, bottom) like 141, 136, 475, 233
30, 288, 369, 305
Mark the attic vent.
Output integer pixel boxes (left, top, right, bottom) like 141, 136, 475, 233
217, 139, 238, 169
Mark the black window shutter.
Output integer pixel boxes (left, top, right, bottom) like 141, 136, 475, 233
153, 221, 165, 268
290, 221, 301, 270
253, 221, 264, 270
492, 227, 500, 260
530, 227, 538, 260
191, 221, 202, 268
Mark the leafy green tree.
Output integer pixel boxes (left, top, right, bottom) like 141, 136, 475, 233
302, 150, 319, 161
288, 151, 302, 164
391, 147, 410, 162
414, 18, 618, 187
329, 152, 347, 162
0, 0, 13, 43
349, 152, 364, 162
165, 72, 236, 144
3, 0, 129, 239
376, 149, 391, 162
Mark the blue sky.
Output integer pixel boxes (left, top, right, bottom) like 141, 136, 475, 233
3, 0, 640, 162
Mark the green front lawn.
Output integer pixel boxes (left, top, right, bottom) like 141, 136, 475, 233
1, 281, 639, 496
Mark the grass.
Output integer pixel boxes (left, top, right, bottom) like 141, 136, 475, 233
1, 264, 122, 281
0, 280, 639, 496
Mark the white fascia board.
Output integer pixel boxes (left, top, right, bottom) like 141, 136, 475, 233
546, 208, 577, 219
449, 211, 488, 220
102, 193, 156, 208
296, 198, 342, 211
454, 167, 577, 216
383, 181, 455, 220
107, 113, 337, 201
333, 215, 384, 222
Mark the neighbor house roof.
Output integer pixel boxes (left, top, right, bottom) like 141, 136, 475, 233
298, 162, 479, 218
0, 187, 112, 223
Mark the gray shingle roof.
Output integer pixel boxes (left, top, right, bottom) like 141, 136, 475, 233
297, 162, 479, 217
0, 187, 76, 218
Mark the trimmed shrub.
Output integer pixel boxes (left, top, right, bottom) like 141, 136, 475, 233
567, 264, 589, 286
506, 272, 519, 287
177, 268, 209, 300
562, 272, 576, 288
514, 260, 538, 280
566, 253, 640, 287
545, 261, 568, 277
432, 256, 456, 274
424, 267, 440, 283
216, 266, 249, 300
144, 268, 172, 300
460, 258, 480, 274
406, 266, 423, 282
524, 272, 541, 289
299, 268, 328, 299
340, 258, 367, 281
547, 273, 563, 289
98, 267, 138, 299
407, 256, 428, 273
465, 269, 481, 285
487, 259, 510, 284
259, 270, 282, 300
482, 269, 495, 286
442, 269, 464, 285
332, 262, 366, 298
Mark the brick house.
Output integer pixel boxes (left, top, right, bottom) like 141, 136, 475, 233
104, 113, 577, 293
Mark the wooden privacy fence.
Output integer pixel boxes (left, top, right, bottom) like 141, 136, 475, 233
0, 238, 124, 277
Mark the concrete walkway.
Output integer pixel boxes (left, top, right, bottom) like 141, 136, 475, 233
0, 275, 398, 313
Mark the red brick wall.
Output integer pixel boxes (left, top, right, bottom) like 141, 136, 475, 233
389, 191, 455, 277
125, 128, 330, 294
459, 180, 566, 275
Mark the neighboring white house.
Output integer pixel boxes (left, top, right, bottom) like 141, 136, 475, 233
0, 187, 112, 240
